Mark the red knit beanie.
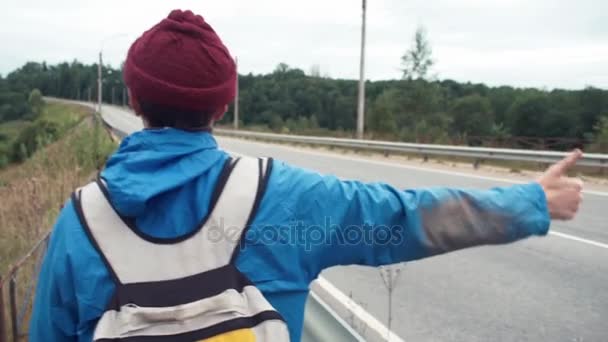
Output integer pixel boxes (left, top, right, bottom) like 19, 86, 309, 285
124, 9, 236, 112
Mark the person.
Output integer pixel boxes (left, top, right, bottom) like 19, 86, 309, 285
30, 9, 583, 342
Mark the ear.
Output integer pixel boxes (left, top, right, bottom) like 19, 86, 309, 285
211, 105, 228, 122
128, 89, 143, 117
128, 89, 151, 128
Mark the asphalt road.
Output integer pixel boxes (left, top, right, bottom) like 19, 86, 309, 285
101, 105, 608, 342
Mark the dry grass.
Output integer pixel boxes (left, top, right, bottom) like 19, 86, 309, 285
0, 106, 117, 275
0, 103, 117, 339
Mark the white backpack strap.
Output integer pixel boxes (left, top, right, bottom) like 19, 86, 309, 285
73, 157, 270, 284
200, 157, 271, 265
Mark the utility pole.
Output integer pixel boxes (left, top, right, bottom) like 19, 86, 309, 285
87, 87, 91, 102
357, 0, 367, 139
97, 33, 127, 110
111, 86, 115, 105
356, 0, 367, 139
234, 56, 239, 130
97, 52, 103, 113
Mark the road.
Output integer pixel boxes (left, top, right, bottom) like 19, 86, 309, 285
101, 104, 608, 342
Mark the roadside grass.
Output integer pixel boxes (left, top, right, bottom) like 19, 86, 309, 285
0, 121, 29, 166
0, 121, 29, 140
0, 101, 90, 169
0, 103, 116, 340
0, 117, 116, 273
37, 102, 88, 130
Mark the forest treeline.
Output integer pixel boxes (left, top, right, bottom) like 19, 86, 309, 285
1, 60, 607, 152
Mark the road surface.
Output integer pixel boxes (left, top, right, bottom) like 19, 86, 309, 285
101, 104, 608, 342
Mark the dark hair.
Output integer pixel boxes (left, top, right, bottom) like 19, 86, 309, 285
138, 101, 215, 131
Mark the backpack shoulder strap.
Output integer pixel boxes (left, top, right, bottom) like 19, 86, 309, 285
73, 156, 270, 284
201, 156, 272, 265
228, 157, 273, 263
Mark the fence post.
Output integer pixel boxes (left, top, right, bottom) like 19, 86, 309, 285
0, 281, 7, 342
8, 278, 17, 342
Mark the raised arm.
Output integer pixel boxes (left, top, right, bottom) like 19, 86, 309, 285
270, 150, 582, 279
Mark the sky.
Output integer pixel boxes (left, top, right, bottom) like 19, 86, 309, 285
0, 0, 606, 90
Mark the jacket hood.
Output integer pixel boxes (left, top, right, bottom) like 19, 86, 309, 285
100, 128, 225, 217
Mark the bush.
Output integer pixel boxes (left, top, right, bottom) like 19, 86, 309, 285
0, 92, 30, 122
591, 116, 608, 153
28, 88, 44, 120
10, 120, 61, 162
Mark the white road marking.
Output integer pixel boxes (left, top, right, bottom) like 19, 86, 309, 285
549, 231, 608, 250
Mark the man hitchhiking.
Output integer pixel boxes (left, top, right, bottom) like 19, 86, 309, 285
31, 9, 583, 342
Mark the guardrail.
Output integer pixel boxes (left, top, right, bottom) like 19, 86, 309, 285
215, 129, 608, 168
0, 234, 50, 342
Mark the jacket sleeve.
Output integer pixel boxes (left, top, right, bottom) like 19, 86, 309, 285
30, 201, 79, 342
269, 160, 551, 278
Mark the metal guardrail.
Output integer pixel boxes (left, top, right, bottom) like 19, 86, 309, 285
0, 233, 50, 342
215, 129, 608, 168
302, 292, 365, 342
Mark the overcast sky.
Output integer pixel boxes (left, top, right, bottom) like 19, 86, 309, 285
1, 0, 606, 89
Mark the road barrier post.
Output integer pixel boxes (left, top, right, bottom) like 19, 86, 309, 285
0, 281, 7, 342
8, 278, 17, 342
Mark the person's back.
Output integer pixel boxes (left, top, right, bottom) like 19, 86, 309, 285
30, 9, 584, 342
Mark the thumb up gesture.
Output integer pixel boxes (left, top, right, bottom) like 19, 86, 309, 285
538, 149, 584, 220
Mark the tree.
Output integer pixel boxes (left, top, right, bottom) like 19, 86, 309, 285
401, 26, 434, 80
28, 88, 44, 120
274, 63, 290, 74
592, 115, 608, 152
449, 94, 494, 136
487, 86, 516, 125
507, 92, 550, 137
309, 64, 321, 78
578, 87, 608, 135
10, 120, 60, 162
368, 88, 400, 136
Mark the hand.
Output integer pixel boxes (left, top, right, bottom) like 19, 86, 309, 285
537, 149, 584, 220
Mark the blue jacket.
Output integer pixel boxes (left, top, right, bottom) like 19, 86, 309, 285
31, 128, 550, 341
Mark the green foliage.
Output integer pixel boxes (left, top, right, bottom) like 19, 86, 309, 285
401, 26, 434, 80
368, 88, 400, 136
507, 92, 550, 137
10, 120, 61, 162
28, 88, 44, 120
592, 115, 608, 152
490, 122, 511, 139
450, 94, 494, 136
0, 102, 88, 167
71, 121, 117, 170
0, 91, 30, 122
